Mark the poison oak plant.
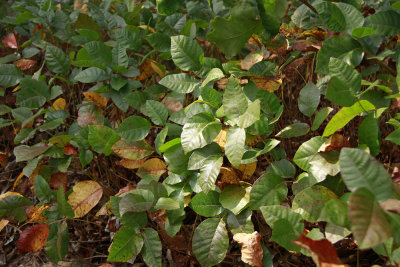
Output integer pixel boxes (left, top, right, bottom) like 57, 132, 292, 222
1, 0, 400, 266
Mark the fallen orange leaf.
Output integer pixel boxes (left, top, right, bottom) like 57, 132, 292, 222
14, 59, 36, 70
17, 224, 49, 253
68, 180, 103, 218
238, 162, 257, 180
83, 92, 108, 109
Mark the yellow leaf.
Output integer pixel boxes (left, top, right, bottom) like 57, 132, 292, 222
233, 232, 263, 267
240, 51, 263, 71
214, 129, 227, 151
118, 158, 147, 169
137, 158, 166, 178
238, 162, 257, 180
68, 180, 103, 218
53, 98, 67, 110
220, 167, 239, 185
0, 191, 23, 200
0, 219, 9, 232
83, 92, 108, 108
150, 61, 166, 78
12, 85, 20, 92
26, 205, 49, 223
12, 172, 25, 191
138, 25, 156, 33
250, 76, 282, 92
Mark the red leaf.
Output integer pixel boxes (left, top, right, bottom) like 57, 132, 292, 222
49, 172, 68, 191
14, 59, 37, 70
2, 33, 17, 49
63, 143, 78, 155
17, 224, 50, 253
293, 234, 348, 267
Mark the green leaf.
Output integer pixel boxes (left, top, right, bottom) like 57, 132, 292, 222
85, 41, 112, 66
154, 197, 180, 210
220, 185, 250, 215
329, 58, 361, 94
162, 138, 190, 174
74, 67, 109, 83
319, 198, 349, 228
386, 128, 400, 145
145, 100, 168, 126
311, 107, 333, 131
314, 1, 346, 32
267, 159, 296, 178
323, 100, 376, 137
276, 122, 309, 138
223, 77, 248, 120
352, 27, 375, 38
56, 186, 74, 218
336, 2, 364, 33
293, 136, 327, 171
34, 175, 53, 202
88, 125, 120, 156
316, 36, 362, 74
146, 33, 171, 52
250, 173, 287, 210
192, 218, 229, 267
326, 77, 357, 107
309, 152, 340, 182
207, 4, 262, 59
14, 144, 50, 162
365, 10, 400, 36
141, 228, 162, 267
292, 185, 338, 222
339, 148, 393, 202
181, 113, 221, 153
198, 156, 223, 194
155, 127, 168, 155
117, 116, 151, 142
271, 219, 302, 251
45, 46, 71, 75
119, 191, 154, 214
159, 73, 200, 94
0, 64, 23, 87
156, 0, 184, 15
225, 126, 245, 168
112, 139, 153, 160
349, 188, 392, 249
233, 99, 260, 128
107, 227, 144, 262
189, 190, 223, 217
358, 113, 380, 156
16, 78, 50, 108
0, 195, 32, 222
170, 35, 203, 71
201, 68, 224, 88
45, 221, 69, 262
187, 143, 222, 170
298, 82, 320, 117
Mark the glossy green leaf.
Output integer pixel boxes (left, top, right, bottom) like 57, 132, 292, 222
293, 136, 326, 171
88, 125, 120, 156
159, 73, 200, 93
311, 107, 333, 131
16, 78, 49, 108
220, 185, 250, 215
267, 159, 296, 178
298, 82, 320, 117
74, 67, 109, 83
365, 10, 400, 36
189, 190, 223, 217
119, 191, 154, 214
233, 99, 260, 128
358, 113, 380, 156
192, 218, 229, 267
117, 116, 151, 142
56, 186, 74, 218
319, 198, 349, 228
141, 228, 162, 267
207, 4, 262, 58
107, 227, 143, 262
323, 100, 375, 136
349, 188, 392, 249
0, 64, 23, 87
85, 41, 112, 66
309, 152, 340, 182
145, 100, 168, 126
292, 185, 338, 222
162, 138, 190, 174
271, 219, 302, 251
45, 46, 70, 74
223, 77, 248, 120
198, 156, 223, 194
314, 1, 346, 32
336, 2, 364, 33
276, 122, 309, 138
34, 175, 53, 202
154, 197, 180, 210
352, 27, 375, 38
326, 77, 357, 107
0, 195, 32, 222
339, 148, 393, 201
250, 173, 287, 210
181, 113, 221, 153
386, 127, 400, 145
329, 58, 361, 94
201, 68, 224, 88
225, 126, 245, 168
171, 35, 203, 71
155, 127, 168, 155
187, 143, 222, 170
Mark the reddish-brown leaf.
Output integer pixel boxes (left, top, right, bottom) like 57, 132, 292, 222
135, 60, 153, 81
292, 40, 321, 52
293, 234, 348, 267
233, 232, 263, 267
320, 133, 351, 152
17, 224, 49, 253
0, 152, 8, 169
14, 59, 36, 70
115, 184, 135, 197
2, 33, 17, 49
49, 172, 68, 191
83, 92, 108, 109
63, 143, 78, 155
26, 205, 49, 223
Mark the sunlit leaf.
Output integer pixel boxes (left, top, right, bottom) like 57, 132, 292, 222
67, 180, 103, 218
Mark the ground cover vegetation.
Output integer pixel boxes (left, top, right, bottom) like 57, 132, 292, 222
1, 0, 400, 266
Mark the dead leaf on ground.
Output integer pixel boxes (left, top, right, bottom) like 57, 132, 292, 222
241, 51, 264, 70
115, 184, 136, 197
214, 129, 227, 151
0, 219, 9, 232
49, 172, 68, 191
135, 60, 153, 81
2, 33, 17, 49
112, 139, 153, 160
0, 191, 23, 200
12, 172, 25, 190
73, 0, 88, 12
233, 232, 263, 267
137, 158, 167, 178
67, 180, 103, 218
293, 234, 348, 267
238, 162, 257, 180
292, 40, 321, 52
53, 98, 67, 110
14, 59, 36, 70
17, 224, 49, 253
302, 28, 327, 41
25, 205, 49, 223
0, 152, 8, 168
150, 61, 166, 78
83, 92, 108, 109
250, 76, 282, 92
118, 158, 148, 169
63, 143, 78, 155
163, 97, 183, 112
319, 133, 350, 152
220, 167, 239, 185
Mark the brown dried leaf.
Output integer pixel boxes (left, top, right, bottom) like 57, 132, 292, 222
53, 98, 67, 110
63, 143, 78, 155
135, 60, 153, 81
115, 184, 136, 197
214, 129, 227, 151
83, 92, 108, 109
2, 33, 17, 49
118, 158, 147, 169
17, 224, 49, 253
0, 219, 9, 232
241, 51, 263, 70
319, 133, 350, 152
292, 40, 321, 52
302, 29, 327, 41
49, 172, 68, 191
250, 76, 282, 92
163, 97, 183, 112
293, 234, 348, 267
67, 180, 103, 218
238, 162, 257, 180
0, 152, 8, 168
112, 139, 153, 160
220, 167, 239, 185
380, 199, 400, 215
137, 158, 167, 178
74, 0, 88, 12
12, 172, 25, 190
26, 205, 49, 223
14, 59, 36, 70
233, 232, 263, 267
150, 61, 166, 78
216, 78, 229, 90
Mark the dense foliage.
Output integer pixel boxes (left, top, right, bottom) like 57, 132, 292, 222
1, 0, 400, 266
